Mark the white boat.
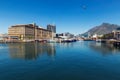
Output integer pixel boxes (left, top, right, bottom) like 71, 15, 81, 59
47, 39, 56, 43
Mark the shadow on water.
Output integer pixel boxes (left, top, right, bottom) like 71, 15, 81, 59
7, 43, 56, 60
88, 41, 120, 56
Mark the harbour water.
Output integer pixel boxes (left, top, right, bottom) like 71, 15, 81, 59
0, 41, 120, 80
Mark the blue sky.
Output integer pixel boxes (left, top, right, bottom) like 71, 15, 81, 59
0, 0, 120, 35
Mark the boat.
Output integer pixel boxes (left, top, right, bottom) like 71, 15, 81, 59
62, 39, 77, 43
47, 39, 56, 43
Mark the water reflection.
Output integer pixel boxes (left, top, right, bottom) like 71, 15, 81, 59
8, 43, 56, 60
0, 43, 8, 49
4, 41, 120, 60
88, 41, 120, 55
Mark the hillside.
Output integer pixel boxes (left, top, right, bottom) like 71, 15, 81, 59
82, 23, 120, 36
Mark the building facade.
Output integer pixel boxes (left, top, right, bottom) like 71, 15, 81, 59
56, 32, 75, 39
112, 28, 120, 40
47, 24, 56, 33
8, 23, 53, 41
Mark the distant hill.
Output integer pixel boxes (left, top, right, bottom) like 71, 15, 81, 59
82, 23, 120, 36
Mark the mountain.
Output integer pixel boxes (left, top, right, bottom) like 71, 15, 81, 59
82, 23, 120, 36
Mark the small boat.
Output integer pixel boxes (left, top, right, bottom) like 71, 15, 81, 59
62, 39, 77, 43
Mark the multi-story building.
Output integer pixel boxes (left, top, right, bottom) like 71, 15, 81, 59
8, 23, 53, 41
47, 24, 56, 33
112, 28, 120, 40
47, 24, 56, 37
36, 27, 52, 40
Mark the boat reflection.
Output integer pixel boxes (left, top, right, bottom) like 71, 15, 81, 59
8, 43, 56, 60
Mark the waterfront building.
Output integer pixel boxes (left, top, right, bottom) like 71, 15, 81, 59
92, 34, 103, 39
47, 24, 56, 37
47, 24, 56, 33
0, 34, 4, 40
112, 28, 120, 40
8, 23, 53, 41
64, 32, 74, 38
0, 33, 8, 41
56, 32, 74, 39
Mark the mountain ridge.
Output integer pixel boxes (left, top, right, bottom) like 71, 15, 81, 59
82, 23, 120, 36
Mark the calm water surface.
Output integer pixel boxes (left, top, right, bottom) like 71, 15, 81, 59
0, 41, 120, 80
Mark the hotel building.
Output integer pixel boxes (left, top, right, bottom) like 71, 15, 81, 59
8, 23, 53, 41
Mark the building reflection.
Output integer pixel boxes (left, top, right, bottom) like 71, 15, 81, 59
89, 42, 120, 56
56, 42, 74, 49
8, 43, 56, 60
